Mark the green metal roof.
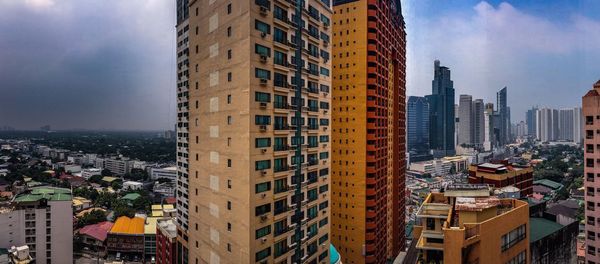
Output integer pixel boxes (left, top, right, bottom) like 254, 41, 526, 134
122, 193, 141, 201
533, 179, 563, 190
13, 187, 72, 202
529, 217, 564, 242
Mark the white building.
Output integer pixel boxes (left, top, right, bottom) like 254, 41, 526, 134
0, 187, 73, 264
64, 164, 82, 174
123, 181, 143, 191
149, 166, 177, 181
153, 182, 176, 197
103, 157, 133, 176
81, 168, 102, 180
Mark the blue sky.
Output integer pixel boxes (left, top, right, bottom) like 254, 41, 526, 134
403, 0, 600, 122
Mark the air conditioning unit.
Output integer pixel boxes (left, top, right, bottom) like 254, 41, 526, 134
323, 41, 329, 47
261, 32, 267, 38
261, 148, 267, 153
324, 110, 328, 113
259, 102, 267, 109
260, 78, 268, 85
261, 170, 267, 176
261, 237, 268, 243
324, 23, 329, 29
259, 6, 268, 15
323, 127, 328, 131
259, 125, 267, 132
260, 214, 268, 222
260, 55, 267, 63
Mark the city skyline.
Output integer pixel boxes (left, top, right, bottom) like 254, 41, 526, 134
1, 0, 599, 130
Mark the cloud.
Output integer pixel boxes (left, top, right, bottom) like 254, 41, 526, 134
406, 1, 600, 122
25, 0, 55, 10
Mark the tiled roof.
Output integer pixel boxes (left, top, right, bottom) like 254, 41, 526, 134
79, 221, 114, 242
110, 216, 144, 235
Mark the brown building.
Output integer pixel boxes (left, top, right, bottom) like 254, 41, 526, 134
106, 217, 145, 256
330, 0, 407, 263
185, 0, 332, 263
583, 80, 600, 264
468, 162, 534, 197
413, 184, 530, 264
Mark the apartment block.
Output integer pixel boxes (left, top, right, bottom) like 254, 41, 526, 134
413, 184, 529, 263
468, 162, 533, 197
0, 187, 73, 264
186, 0, 332, 263
583, 80, 600, 263
331, 0, 406, 263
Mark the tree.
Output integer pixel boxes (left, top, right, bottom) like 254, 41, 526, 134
89, 175, 103, 184
156, 177, 172, 183
111, 181, 122, 190
77, 210, 107, 227
101, 169, 112, 176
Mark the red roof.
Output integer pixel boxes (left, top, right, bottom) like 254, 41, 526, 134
164, 197, 176, 204
79, 221, 114, 242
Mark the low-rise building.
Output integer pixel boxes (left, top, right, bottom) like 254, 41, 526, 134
153, 181, 176, 197
148, 166, 177, 181
72, 196, 92, 211
409, 159, 452, 177
413, 184, 529, 263
144, 217, 159, 260
468, 162, 534, 197
156, 218, 177, 264
530, 217, 578, 264
107, 216, 145, 258
0, 187, 73, 264
123, 181, 143, 191
77, 221, 114, 256
103, 157, 133, 176
81, 168, 102, 180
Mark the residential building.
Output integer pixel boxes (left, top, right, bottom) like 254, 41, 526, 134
107, 216, 145, 257
331, 0, 406, 262
409, 156, 469, 177
427, 60, 455, 157
559, 108, 575, 141
174, 0, 190, 262
536, 108, 559, 142
483, 103, 494, 151
582, 80, 600, 263
81, 168, 102, 180
407, 96, 431, 160
458, 94, 473, 146
574, 107, 583, 144
0, 187, 73, 264
472, 99, 485, 147
185, 0, 332, 263
123, 181, 144, 191
156, 218, 177, 264
468, 162, 534, 197
413, 184, 529, 263
516, 121, 527, 138
497, 87, 510, 145
150, 166, 178, 181
77, 221, 114, 256
526, 107, 538, 137
103, 157, 133, 176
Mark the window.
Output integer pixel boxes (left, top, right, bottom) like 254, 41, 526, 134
320, 14, 330, 26
274, 27, 287, 44
320, 84, 330, 93
255, 160, 271, 170
506, 250, 526, 264
255, 203, 271, 216
255, 182, 271, 193
227, 159, 232, 167
227, 26, 232, 37
256, 225, 271, 239
320, 135, 329, 142
320, 67, 330, 76
307, 223, 318, 238
255, 19, 271, 34
227, 3, 232, 14
227, 72, 232, 82
255, 115, 271, 125
319, 184, 328, 193
255, 92, 271, 102
274, 94, 287, 109
307, 205, 318, 219
255, 0, 270, 9
274, 50, 287, 66
255, 44, 271, 57
255, 68, 271, 80
501, 224, 526, 251
319, 217, 328, 227
227, 116, 232, 125
274, 178, 287, 193
308, 136, 318, 147
307, 189, 318, 201
319, 201, 328, 210
256, 138, 271, 148
274, 199, 288, 215
227, 180, 232, 189
227, 49, 232, 59
227, 222, 232, 231
274, 5, 287, 22
227, 201, 231, 210
274, 157, 287, 172
255, 247, 271, 262
274, 73, 288, 87
320, 119, 329, 126
274, 239, 287, 257
227, 243, 231, 252
227, 94, 232, 104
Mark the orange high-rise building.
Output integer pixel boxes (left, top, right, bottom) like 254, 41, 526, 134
583, 80, 600, 263
331, 0, 406, 263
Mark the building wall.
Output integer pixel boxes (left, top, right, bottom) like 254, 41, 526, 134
468, 166, 534, 197
332, 0, 406, 263
583, 81, 600, 263
458, 94, 473, 146
157, 229, 176, 264
530, 220, 578, 264
187, 0, 331, 263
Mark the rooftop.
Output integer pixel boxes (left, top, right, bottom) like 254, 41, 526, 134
157, 218, 177, 238
79, 221, 114, 242
529, 217, 564, 242
102, 176, 118, 183
122, 193, 141, 201
144, 217, 159, 235
110, 216, 144, 235
13, 186, 71, 203
533, 179, 563, 190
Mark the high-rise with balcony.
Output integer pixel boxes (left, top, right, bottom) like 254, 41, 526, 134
331, 0, 406, 263
186, 0, 332, 263
175, 0, 190, 263
583, 80, 600, 263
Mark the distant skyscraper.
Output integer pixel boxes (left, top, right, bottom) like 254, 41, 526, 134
516, 121, 527, 137
332, 0, 407, 262
457, 95, 473, 146
407, 96, 430, 154
526, 107, 538, 136
483, 103, 494, 151
536, 108, 559, 142
472, 99, 485, 147
559, 108, 575, 141
497, 87, 509, 145
427, 60, 455, 157
574, 107, 583, 144
582, 80, 600, 263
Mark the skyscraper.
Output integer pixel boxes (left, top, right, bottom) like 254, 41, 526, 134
174, 0, 190, 262
331, 0, 406, 262
582, 80, 600, 263
574, 107, 583, 144
559, 108, 575, 141
536, 108, 559, 142
472, 99, 485, 147
427, 60, 455, 157
457, 95, 473, 146
526, 107, 538, 137
497, 87, 509, 145
184, 1, 332, 263
407, 96, 430, 158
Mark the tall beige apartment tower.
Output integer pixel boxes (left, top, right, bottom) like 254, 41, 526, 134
583, 80, 600, 264
186, 0, 332, 263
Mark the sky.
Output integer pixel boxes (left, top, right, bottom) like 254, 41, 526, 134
0, 0, 599, 130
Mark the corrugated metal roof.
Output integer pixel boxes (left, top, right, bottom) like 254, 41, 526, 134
110, 216, 144, 235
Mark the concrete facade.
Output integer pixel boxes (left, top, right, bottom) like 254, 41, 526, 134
583, 80, 600, 263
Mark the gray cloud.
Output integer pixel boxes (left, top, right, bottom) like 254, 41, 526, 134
0, 0, 176, 130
